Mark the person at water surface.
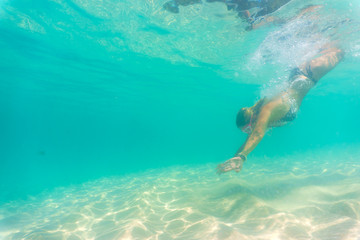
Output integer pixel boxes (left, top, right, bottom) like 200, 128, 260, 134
163, 0, 291, 28
216, 45, 344, 174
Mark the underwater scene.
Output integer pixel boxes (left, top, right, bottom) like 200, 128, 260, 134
1, 0, 360, 239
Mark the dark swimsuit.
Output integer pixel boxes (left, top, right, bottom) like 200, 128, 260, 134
254, 65, 314, 128
276, 66, 316, 124
288, 66, 317, 85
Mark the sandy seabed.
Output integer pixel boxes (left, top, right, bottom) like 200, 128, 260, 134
1, 147, 360, 240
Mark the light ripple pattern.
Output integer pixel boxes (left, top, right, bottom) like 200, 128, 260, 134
1, 147, 360, 240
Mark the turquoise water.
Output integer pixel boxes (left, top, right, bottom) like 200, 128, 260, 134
1, 0, 360, 239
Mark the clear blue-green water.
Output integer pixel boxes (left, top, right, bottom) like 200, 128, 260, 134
1, 0, 360, 239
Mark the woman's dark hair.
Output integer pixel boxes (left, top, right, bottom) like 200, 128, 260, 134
236, 108, 250, 128
236, 98, 265, 128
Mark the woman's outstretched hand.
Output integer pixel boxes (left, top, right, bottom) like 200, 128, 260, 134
216, 156, 245, 175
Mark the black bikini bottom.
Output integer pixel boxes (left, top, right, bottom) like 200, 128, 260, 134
288, 67, 317, 84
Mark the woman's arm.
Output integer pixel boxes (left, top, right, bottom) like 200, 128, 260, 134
235, 106, 272, 157
216, 105, 273, 174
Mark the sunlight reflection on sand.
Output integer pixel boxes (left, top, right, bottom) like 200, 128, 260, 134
1, 146, 360, 240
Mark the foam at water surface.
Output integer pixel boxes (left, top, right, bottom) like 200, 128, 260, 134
2, 0, 359, 84
1, 147, 360, 240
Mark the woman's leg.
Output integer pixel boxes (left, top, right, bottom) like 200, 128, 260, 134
300, 47, 344, 83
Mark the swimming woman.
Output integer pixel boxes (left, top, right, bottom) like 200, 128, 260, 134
216, 46, 344, 174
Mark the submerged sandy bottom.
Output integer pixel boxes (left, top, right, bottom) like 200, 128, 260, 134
1, 147, 360, 240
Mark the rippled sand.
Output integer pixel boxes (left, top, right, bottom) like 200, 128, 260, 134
1, 147, 360, 240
